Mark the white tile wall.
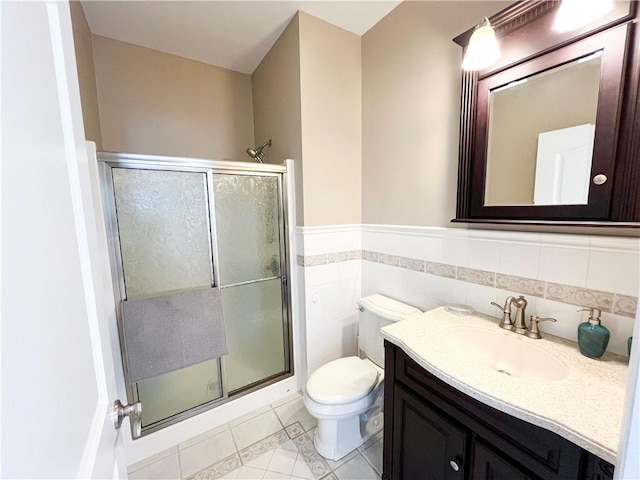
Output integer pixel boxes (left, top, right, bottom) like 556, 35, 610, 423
587, 248, 640, 296
299, 225, 639, 362
298, 227, 362, 375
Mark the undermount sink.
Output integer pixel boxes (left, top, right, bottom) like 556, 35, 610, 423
441, 326, 569, 382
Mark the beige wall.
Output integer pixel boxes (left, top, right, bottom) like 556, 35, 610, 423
299, 12, 362, 226
69, 1, 102, 149
252, 15, 304, 225
92, 35, 254, 161
486, 59, 600, 205
362, 1, 505, 227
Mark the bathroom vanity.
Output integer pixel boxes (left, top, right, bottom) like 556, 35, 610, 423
380, 308, 628, 480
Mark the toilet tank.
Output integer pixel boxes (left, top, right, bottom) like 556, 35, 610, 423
356, 294, 421, 368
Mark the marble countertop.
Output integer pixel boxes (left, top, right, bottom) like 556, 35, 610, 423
380, 306, 629, 464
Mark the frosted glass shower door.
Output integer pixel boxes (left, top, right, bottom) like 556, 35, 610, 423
212, 174, 288, 392
111, 168, 222, 428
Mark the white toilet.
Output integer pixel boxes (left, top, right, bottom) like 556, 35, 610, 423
303, 294, 421, 461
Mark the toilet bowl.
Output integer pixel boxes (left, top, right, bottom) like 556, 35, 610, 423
303, 294, 421, 461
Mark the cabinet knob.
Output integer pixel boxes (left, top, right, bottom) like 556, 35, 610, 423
593, 174, 608, 185
449, 460, 460, 472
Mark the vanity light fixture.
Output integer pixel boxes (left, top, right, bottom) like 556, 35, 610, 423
553, 0, 614, 32
462, 17, 500, 71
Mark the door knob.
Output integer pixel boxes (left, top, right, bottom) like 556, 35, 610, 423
113, 399, 142, 437
449, 459, 460, 472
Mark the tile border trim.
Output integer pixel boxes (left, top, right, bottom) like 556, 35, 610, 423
300, 249, 638, 318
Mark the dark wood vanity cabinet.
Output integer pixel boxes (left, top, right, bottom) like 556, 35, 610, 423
383, 342, 615, 480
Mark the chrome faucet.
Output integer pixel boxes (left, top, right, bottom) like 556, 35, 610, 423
492, 295, 556, 339
491, 295, 529, 334
510, 296, 528, 334
491, 296, 516, 330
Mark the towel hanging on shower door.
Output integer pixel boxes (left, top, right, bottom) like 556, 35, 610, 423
122, 287, 227, 383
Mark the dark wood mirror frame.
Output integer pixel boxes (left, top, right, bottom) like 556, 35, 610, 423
453, 0, 640, 227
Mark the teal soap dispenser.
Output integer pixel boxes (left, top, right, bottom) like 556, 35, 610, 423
577, 308, 609, 359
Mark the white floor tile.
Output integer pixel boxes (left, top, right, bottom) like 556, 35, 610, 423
128, 446, 178, 474
291, 456, 315, 480
273, 397, 317, 432
128, 452, 180, 480
237, 466, 268, 479
361, 439, 383, 475
179, 429, 237, 478
280, 439, 298, 452
263, 472, 290, 480
245, 449, 276, 470
267, 448, 298, 475
219, 468, 241, 480
232, 410, 284, 450
334, 453, 379, 480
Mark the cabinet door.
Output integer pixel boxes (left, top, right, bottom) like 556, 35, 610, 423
392, 385, 468, 480
582, 453, 615, 480
472, 441, 538, 480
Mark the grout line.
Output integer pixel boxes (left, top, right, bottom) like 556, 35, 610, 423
359, 450, 381, 476
228, 423, 241, 456
177, 449, 184, 480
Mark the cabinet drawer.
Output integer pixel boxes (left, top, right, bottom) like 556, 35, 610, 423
393, 346, 582, 479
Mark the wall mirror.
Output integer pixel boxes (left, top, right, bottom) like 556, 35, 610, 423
485, 53, 601, 207
454, 0, 640, 225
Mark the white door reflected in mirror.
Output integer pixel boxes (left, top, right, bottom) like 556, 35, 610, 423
533, 123, 595, 205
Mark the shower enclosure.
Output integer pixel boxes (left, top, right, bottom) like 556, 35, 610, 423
98, 152, 292, 436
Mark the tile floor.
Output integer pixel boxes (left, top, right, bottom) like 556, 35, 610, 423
127, 392, 383, 480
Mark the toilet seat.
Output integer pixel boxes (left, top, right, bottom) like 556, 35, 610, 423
307, 356, 379, 405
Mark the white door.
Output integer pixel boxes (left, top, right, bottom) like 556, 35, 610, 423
533, 123, 596, 205
2, 2, 127, 478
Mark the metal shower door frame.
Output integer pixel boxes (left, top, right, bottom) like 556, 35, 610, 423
97, 151, 292, 438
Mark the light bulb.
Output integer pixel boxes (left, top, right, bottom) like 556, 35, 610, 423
462, 18, 500, 71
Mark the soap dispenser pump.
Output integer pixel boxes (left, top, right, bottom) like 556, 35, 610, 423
577, 308, 610, 359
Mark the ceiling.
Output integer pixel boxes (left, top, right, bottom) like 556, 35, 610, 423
81, 1, 402, 74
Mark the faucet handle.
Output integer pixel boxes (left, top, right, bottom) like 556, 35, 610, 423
525, 315, 557, 339
491, 301, 506, 312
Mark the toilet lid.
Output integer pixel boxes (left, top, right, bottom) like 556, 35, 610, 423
307, 357, 379, 405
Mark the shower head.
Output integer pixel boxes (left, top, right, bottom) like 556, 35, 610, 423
246, 139, 272, 163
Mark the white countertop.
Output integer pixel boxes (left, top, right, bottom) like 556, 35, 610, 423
380, 306, 629, 464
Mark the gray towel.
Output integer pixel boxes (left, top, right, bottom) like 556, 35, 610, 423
122, 287, 228, 383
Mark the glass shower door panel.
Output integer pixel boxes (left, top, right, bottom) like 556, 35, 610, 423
111, 168, 222, 427
212, 174, 281, 286
212, 173, 286, 392
221, 279, 285, 392
112, 168, 213, 298
135, 359, 220, 427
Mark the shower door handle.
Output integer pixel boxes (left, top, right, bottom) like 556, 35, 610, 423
113, 399, 142, 438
